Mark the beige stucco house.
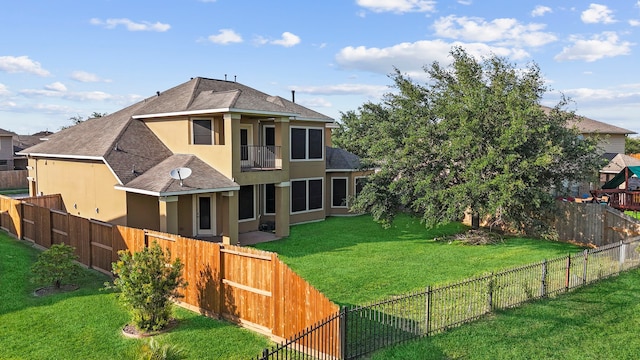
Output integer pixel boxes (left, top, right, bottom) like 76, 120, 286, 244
19, 77, 369, 244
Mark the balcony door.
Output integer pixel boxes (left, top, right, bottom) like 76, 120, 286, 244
194, 194, 216, 236
240, 124, 253, 168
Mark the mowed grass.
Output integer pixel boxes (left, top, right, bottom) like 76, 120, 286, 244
0, 232, 271, 360
253, 214, 584, 305
369, 268, 640, 359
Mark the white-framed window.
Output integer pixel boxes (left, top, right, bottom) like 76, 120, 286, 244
291, 178, 323, 213
192, 118, 213, 145
354, 176, 368, 197
239, 185, 256, 221
331, 177, 348, 208
290, 126, 323, 161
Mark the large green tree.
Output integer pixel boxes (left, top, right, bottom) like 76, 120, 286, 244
626, 136, 640, 155
339, 47, 604, 235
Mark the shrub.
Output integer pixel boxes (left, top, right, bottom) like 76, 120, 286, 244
108, 242, 188, 332
138, 338, 186, 360
31, 243, 81, 289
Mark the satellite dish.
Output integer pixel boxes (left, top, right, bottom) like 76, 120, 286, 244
169, 167, 192, 187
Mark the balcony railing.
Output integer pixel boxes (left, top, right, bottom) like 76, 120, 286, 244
241, 145, 282, 171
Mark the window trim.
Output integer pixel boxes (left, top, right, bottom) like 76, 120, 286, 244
290, 177, 324, 214
238, 185, 256, 222
331, 177, 349, 209
191, 118, 214, 145
290, 126, 324, 162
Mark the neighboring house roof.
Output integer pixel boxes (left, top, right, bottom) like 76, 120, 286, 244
115, 154, 239, 196
601, 153, 640, 174
131, 77, 333, 122
326, 147, 363, 171
0, 128, 16, 136
541, 106, 636, 135
13, 131, 55, 154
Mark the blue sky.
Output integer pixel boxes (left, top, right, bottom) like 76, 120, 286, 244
1, 0, 640, 135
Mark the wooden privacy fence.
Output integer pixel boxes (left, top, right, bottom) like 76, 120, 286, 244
0, 195, 340, 354
555, 202, 640, 246
0, 170, 28, 189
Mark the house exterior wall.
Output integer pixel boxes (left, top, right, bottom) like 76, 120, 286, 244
28, 157, 127, 225
0, 136, 14, 170
326, 170, 371, 216
144, 116, 233, 178
583, 133, 626, 154
126, 192, 160, 230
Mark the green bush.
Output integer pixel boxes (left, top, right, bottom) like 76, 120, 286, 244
108, 242, 188, 332
31, 243, 81, 289
138, 338, 186, 360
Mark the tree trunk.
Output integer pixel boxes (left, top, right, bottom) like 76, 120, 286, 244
471, 213, 480, 229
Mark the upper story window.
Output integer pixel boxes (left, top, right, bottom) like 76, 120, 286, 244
192, 119, 212, 145
291, 127, 323, 161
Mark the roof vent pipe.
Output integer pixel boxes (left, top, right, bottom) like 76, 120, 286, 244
225, 74, 227, 81
234, 75, 237, 82
156, 91, 160, 96
291, 90, 295, 103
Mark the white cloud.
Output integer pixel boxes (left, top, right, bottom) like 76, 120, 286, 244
207, 29, 243, 44
90, 18, 171, 32
531, 5, 552, 17
0, 55, 50, 76
433, 15, 557, 47
0, 83, 10, 96
71, 71, 110, 83
554, 32, 632, 62
293, 83, 388, 98
254, 32, 301, 47
19, 84, 114, 101
630, 19, 640, 27
336, 40, 530, 78
44, 82, 67, 92
581, 4, 616, 24
271, 32, 301, 47
356, 0, 436, 14
458, 1, 472, 5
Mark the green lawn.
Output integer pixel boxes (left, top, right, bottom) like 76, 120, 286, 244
369, 268, 640, 359
254, 214, 585, 305
0, 232, 271, 360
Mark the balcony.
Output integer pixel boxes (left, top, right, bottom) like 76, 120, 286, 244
241, 145, 282, 171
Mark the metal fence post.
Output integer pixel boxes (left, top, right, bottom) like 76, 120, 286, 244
582, 250, 588, 286
565, 255, 571, 292
487, 272, 494, 311
425, 286, 431, 336
339, 306, 347, 360
540, 259, 547, 298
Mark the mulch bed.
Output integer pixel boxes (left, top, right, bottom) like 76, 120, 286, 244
122, 319, 179, 338
437, 229, 504, 245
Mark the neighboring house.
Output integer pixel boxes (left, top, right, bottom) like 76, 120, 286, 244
19, 77, 369, 244
0, 128, 15, 171
565, 111, 636, 155
599, 153, 640, 189
13, 131, 54, 169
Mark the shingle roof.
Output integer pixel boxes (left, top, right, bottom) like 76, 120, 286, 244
601, 153, 640, 174
119, 154, 238, 196
132, 77, 333, 121
0, 128, 16, 136
326, 147, 362, 170
541, 106, 635, 135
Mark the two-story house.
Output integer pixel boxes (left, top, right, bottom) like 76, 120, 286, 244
0, 128, 16, 171
19, 77, 369, 244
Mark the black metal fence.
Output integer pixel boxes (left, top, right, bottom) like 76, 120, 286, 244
256, 238, 640, 360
